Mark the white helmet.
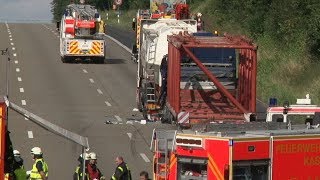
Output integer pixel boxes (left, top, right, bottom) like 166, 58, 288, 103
13, 150, 20, 157
197, 12, 202, 17
31, 147, 42, 155
89, 152, 97, 160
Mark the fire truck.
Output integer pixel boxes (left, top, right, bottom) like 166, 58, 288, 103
151, 121, 320, 180
58, 2, 106, 63
137, 32, 257, 124
266, 94, 320, 124
131, 0, 192, 62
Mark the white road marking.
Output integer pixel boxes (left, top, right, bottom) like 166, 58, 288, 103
9, 35, 12, 37
10, 38, 12, 41
83, 69, 88, 73
10, 43, 14, 45
16, 68, 20, 72
104, 34, 131, 53
15, 60, 18, 64
127, 133, 132, 139
21, 100, 26, 105
28, 131, 33, 138
115, 115, 122, 122
97, 89, 103, 94
105, 101, 112, 106
18, 77, 22, 81
89, 78, 94, 83
140, 153, 150, 163
19, 88, 24, 93
24, 114, 29, 120
12, 47, 15, 50
8, 32, 11, 35
13, 53, 17, 56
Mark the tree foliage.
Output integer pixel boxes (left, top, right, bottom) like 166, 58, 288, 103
210, 0, 320, 59
50, 0, 148, 22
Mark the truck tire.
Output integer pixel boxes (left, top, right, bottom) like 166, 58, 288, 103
61, 56, 69, 63
161, 106, 173, 124
98, 57, 105, 64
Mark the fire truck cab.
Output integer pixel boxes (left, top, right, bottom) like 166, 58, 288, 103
151, 122, 320, 180
266, 94, 320, 125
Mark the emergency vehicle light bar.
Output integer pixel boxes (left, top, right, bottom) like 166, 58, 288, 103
176, 136, 203, 148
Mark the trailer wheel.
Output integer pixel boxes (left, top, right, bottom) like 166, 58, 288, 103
161, 106, 173, 124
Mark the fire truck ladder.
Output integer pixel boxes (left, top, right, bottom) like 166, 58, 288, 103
150, 129, 177, 180
145, 36, 158, 104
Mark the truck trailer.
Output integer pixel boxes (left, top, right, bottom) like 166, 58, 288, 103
137, 32, 257, 125
151, 122, 320, 180
132, 0, 191, 62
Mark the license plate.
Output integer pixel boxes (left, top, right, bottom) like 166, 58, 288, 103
82, 44, 90, 49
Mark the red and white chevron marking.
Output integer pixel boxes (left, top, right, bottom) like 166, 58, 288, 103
178, 112, 189, 124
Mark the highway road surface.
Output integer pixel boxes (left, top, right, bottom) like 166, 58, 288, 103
0, 22, 174, 179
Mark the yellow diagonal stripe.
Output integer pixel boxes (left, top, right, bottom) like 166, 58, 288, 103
208, 154, 224, 180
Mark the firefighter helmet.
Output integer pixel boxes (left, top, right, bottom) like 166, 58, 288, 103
30, 147, 42, 155
13, 150, 20, 156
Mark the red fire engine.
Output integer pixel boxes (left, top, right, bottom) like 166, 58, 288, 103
266, 94, 320, 124
151, 121, 320, 180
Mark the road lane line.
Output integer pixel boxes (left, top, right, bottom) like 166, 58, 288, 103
104, 34, 131, 54
127, 133, 132, 139
19, 88, 24, 93
24, 114, 29, 120
140, 153, 150, 163
97, 89, 103, 94
17, 77, 22, 81
21, 100, 26, 106
9, 35, 12, 38
115, 115, 122, 122
105, 101, 112, 106
15, 60, 18, 64
83, 69, 88, 73
10, 43, 14, 45
10, 38, 12, 41
12, 47, 15, 50
16, 68, 20, 72
28, 131, 33, 138
89, 78, 94, 83
13, 53, 17, 56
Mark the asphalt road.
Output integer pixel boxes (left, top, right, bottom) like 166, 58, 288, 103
0, 23, 174, 179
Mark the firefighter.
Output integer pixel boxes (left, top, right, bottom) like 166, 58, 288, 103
111, 156, 132, 180
87, 152, 105, 180
74, 153, 90, 180
195, 12, 204, 31
139, 171, 151, 180
95, 15, 105, 34
13, 150, 27, 180
29, 147, 48, 180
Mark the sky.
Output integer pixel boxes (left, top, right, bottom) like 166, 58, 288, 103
0, 0, 53, 22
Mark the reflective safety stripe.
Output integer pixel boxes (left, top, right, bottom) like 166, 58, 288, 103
118, 166, 124, 172
111, 174, 116, 180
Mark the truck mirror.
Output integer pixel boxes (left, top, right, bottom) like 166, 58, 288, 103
56, 21, 61, 32
132, 21, 136, 31
132, 45, 137, 54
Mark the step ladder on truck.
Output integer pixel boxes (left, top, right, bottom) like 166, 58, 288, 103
150, 120, 320, 180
